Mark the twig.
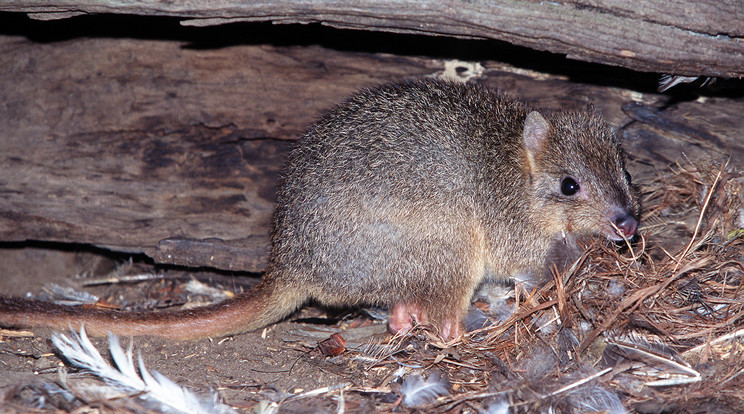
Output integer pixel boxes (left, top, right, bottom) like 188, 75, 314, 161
683, 327, 744, 356
672, 166, 723, 273
542, 367, 612, 398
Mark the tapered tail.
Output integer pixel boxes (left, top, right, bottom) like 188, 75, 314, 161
0, 281, 304, 340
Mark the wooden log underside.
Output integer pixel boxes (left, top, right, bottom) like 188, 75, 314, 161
0, 0, 742, 77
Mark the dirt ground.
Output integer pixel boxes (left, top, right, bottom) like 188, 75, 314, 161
0, 246, 405, 412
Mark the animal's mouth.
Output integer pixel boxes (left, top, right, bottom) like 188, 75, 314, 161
607, 230, 635, 242
606, 213, 639, 242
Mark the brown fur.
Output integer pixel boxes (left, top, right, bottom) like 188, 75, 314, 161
0, 79, 639, 340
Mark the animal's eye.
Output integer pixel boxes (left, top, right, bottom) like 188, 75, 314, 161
561, 177, 580, 196
624, 171, 632, 185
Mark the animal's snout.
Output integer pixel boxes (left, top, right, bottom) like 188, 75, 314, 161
612, 213, 638, 240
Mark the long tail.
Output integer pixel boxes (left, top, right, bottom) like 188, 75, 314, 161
0, 281, 304, 340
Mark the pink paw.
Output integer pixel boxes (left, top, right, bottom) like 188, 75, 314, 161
388, 303, 463, 341
438, 317, 463, 341
388, 302, 427, 335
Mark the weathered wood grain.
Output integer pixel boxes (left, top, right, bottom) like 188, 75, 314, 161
0, 0, 742, 77
0, 35, 440, 271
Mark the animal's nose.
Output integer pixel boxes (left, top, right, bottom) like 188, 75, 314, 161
613, 214, 638, 239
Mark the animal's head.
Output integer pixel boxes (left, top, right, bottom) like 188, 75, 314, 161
522, 110, 640, 242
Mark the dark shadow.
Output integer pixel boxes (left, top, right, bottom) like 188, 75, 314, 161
0, 11, 687, 95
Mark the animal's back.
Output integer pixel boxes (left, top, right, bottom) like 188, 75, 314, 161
268, 80, 532, 320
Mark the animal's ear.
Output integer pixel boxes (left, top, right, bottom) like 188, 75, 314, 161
523, 111, 550, 171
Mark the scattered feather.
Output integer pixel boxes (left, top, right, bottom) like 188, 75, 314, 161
391, 366, 407, 381
337, 387, 345, 414
83, 272, 164, 286
607, 279, 625, 296
39, 283, 99, 306
7, 380, 79, 411
400, 370, 450, 407
605, 334, 701, 386
185, 279, 231, 301
286, 383, 349, 400
519, 346, 558, 382
658, 75, 699, 91
253, 401, 280, 414
465, 307, 491, 331
565, 385, 626, 414
482, 397, 510, 414
51, 327, 237, 414
475, 281, 513, 308
360, 307, 388, 321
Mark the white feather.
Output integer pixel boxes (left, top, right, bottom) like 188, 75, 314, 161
658, 75, 698, 91
400, 371, 450, 407
482, 397, 510, 414
567, 385, 626, 414
51, 327, 236, 414
391, 366, 407, 381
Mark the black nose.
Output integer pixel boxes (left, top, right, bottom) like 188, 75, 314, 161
613, 214, 638, 239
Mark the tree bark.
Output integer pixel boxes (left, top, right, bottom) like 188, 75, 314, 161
0, 36, 439, 271
1, 0, 742, 78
